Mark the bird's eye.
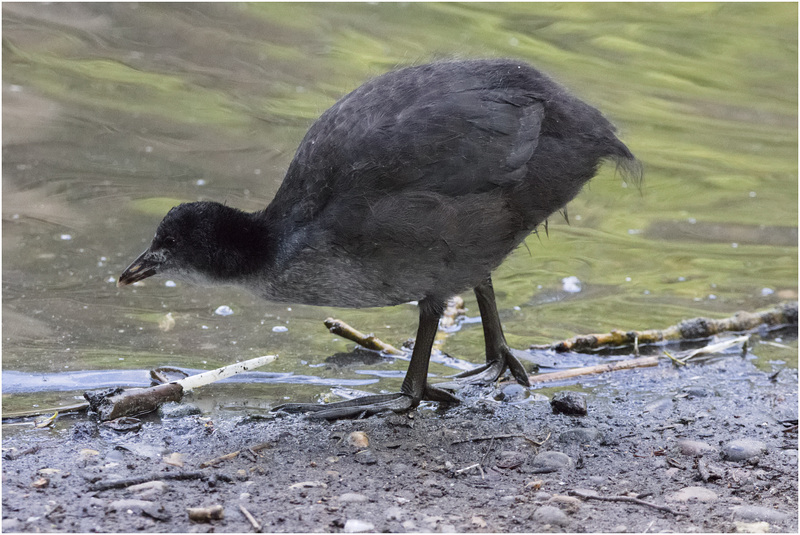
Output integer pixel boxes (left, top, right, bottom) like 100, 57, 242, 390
163, 236, 176, 248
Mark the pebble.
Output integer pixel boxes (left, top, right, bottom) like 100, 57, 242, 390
731, 505, 790, 523
339, 492, 369, 503
551, 391, 587, 415
531, 505, 570, 526
531, 451, 572, 473
107, 498, 156, 513
734, 521, 771, 533
343, 519, 375, 533
385, 506, 403, 520
682, 385, 718, 398
677, 439, 716, 457
548, 494, 582, 513
665, 486, 718, 503
532, 491, 552, 503
354, 450, 377, 465
643, 397, 673, 414
159, 402, 202, 418
497, 383, 527, 402
559, 427, 601, 443
128, 480, 167, 499
2, 519, 22, 532
401, 520, 416, 530
588, 475, 606, 486
722, 439, 767, 462
346, 431, 369, 448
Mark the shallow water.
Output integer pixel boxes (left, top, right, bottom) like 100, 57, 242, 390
3, 3, 797, 416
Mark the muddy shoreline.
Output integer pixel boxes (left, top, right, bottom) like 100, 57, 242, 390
3, 333, 798, 533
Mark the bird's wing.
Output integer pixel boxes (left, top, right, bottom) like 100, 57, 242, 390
269, 79, 546, 227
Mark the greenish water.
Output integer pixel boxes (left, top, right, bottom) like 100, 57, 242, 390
3, 3, 796, 415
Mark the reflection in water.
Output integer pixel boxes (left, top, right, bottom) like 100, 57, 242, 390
2, 3, 796, 414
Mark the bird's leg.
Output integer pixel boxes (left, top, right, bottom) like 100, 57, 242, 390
454, 277, 532, 387
275, 298, 459, 419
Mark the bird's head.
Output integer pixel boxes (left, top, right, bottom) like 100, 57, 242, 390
118, 201, 266, 288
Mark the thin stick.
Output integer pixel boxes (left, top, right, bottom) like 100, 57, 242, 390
90, 470, 207, 491
85, 355, 277, 421
324, 318, 404, 355
531, 302, 796, 352
568, 489, 685, 516
239, 504, 261, 530
199, 451, 239, 468
523, 356, 660, 385
451, 433, 548, 446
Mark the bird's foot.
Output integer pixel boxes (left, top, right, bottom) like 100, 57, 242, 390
450, 347, 532, 387
274, 385, 459, 420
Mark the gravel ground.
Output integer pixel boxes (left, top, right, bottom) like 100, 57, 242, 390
2, 335, 797, 533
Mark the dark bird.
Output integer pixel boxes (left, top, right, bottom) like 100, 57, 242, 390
119, 59, 641, 418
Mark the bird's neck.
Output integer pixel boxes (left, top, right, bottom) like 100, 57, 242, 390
208, 208, 275, 283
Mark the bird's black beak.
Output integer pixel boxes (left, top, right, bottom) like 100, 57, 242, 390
118, 249, 160, 287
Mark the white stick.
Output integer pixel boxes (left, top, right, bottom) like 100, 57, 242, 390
175, 355, 277, 392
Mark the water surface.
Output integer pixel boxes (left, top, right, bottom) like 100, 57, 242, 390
3, 3, 797, 416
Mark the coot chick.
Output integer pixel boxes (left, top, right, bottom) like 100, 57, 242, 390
119, 59, 641, 419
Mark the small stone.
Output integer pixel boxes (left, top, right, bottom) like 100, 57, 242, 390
108, 499, 155, 513
162, 452, 185, 467
731, 505, 790, 523
734, 521, 771, 533
682, 385, 718, 398
532, 505, 569, 526
159, 402, 201, 419
128, 481, 167, 496
79, 448, 100, 459
548, 494, 582, 513
551, 391, 587, 415
289, 481, 327, 489
531, 451, 572, 473
37, 468, 61, 476
385, 506, 403, 520
559, 427, 601, 443
354, 450, 377, 465
339, 492, 369, 503
439, 524, 457, 532
495, 450, 527, 469
612, 525, 628, 533
677, 439, 716, 457
186, 504, 224, 522
343, 519, 375, 533
401, 520, 416, 530
347, 431, 369, 448
471, 516, 487, 528
643, 397, 673, 414
2, 518, 22, 532
665, 486, 718, 503
31, 478, 49, 489
722, 439, 767, 462
532, 491, 552, 503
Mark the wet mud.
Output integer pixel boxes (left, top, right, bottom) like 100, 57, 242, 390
2, 334, 797, 533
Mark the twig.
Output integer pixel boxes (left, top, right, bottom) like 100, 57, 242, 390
90, 470, 207, 491
455, 463, 481, 475
239, 504, 261, 530
451, 433, 547, 446
199, 442, 272, 468
531, 302, 796, 352
521, 356, 659, 385
324, 318, 404, 355
84, 355, 277, 421
3, 402, 89, 421
200, 451, 239, 468
568, 489, 685, 515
